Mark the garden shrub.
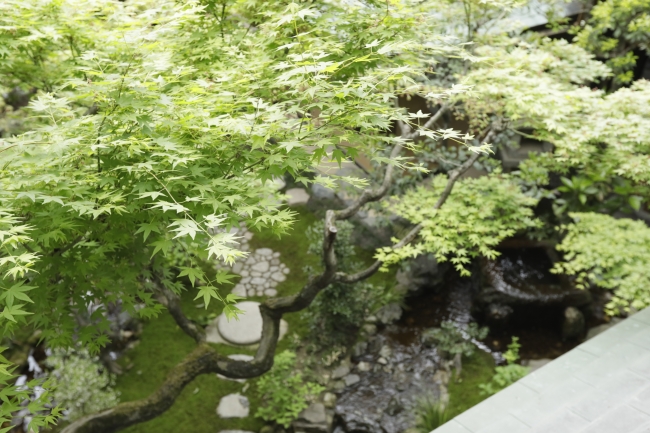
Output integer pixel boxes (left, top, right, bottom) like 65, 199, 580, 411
254, 350, 324, 428
479, 337, 529, 396
46, 348, 120, 421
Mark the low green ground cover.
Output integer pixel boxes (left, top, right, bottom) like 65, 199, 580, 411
446, 350, 495, 418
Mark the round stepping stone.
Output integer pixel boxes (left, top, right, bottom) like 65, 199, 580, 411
216, 393, 250, 418
286, 187, 310, 205
217, 302, 263, 345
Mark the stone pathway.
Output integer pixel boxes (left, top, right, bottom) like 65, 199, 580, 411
231, 248, 289, 298
213, 223, 289, 298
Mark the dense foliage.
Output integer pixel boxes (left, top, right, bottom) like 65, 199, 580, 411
379, 175, 539, 274
574, 0, 650, 85
254, 351, 324, 428
1, 0, 650, 430
46, 349, 120, 421
553, 213, 650, 315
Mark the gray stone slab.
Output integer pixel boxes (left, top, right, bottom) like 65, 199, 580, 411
630, 308, 650, 326
628, 384, 650, 416
631, 421, 650, 433
454, 383, 537, 432
629, 349, 650, 379
512, 377, 593, 426
431, 420, 473, 433
217, 301, 263, 345
569, 370, 647, 421
625, 325, 650, 351
474, 414, 530, 433
581, 405, 650, 433
519, 348, 596, 393
531, 409, 589, 433
433, 308, 650, 433
575, 342, 650, 386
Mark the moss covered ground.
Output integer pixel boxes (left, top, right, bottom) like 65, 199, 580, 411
446, 350, 495, 418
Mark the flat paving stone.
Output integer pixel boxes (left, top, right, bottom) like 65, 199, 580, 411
217, 302, 263, 345
216, 393, 250, 418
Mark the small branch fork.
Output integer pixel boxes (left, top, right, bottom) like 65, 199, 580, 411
62, 107, 499, 433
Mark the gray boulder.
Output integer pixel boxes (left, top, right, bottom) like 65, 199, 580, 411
306, 184, 343, 212
293, 403, 329, 433
376, 304, 403, 325
562, 306, 585, 340
395, 254, 445, 293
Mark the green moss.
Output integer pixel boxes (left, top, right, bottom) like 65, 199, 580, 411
446, 350, 495, 418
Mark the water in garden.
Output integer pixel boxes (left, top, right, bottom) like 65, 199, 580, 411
334, 248, 589, 432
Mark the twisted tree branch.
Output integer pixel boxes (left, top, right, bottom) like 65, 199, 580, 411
151, 277, 206, 343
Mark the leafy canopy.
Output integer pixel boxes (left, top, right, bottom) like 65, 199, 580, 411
553, 213, 650, 315
379, 174, 539, 275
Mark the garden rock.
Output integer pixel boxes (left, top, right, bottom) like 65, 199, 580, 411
478, 257, 592, 308
298, 403, 327, 424
562, 306, 585, 340
216, 393, 250, 418
331, 364, 351, 380
293, 403, 329, 433
522, 358, 552, 372
286, 188, 310, 206
323, 392, 337, 408
351, 341, 368, 359
306, 184, 343, 212
385, 396, 404, 416
210, 302, 289, 346
343, 374, 360, 386
376, 304, 402, 325
394, 253, 444, 293
485, 303, 513, 326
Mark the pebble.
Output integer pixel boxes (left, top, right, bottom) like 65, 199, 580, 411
343, 374, 361, 386
271, 272, 286, 282
357, 361, 372, 372
252, 261, 270, 272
